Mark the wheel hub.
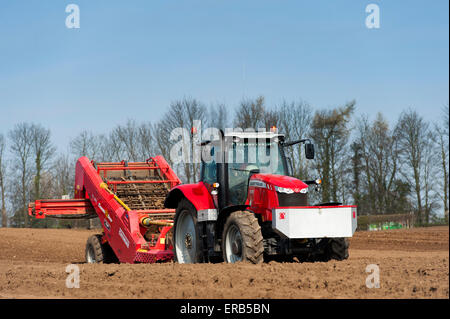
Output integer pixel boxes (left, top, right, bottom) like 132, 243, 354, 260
175, 210, 197, 263
225, 224, 243, 263
86, 245, 95, 263
184, 233, 193, 249
232, 240, 242, 255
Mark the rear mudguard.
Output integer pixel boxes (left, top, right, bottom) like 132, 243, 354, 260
164, 182, 215, 212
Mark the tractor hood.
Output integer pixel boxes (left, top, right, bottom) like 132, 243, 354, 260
250, 173, 308, 193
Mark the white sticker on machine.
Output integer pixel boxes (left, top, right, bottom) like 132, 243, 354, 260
197, 209, 218, 222
118, 228, 129, 248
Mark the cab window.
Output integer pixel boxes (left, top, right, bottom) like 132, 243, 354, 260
202, 147, 216, 185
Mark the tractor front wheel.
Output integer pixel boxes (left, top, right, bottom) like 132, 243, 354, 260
222, 211, 264, 264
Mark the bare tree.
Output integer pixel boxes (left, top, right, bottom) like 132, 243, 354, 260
157, 99, 189, 181
356, 113, 401, 214
137, 122, 154, 160
70, 130, 103, 161
111, 119, 139, 161
31, 124, 56, 201
183, 98, 207, 183
233, 96, 266, 130
310, 101, 355, 203
208, 103, 229, 131
263, 108, 280, 130
350, 141, 363, 208
277, 100, 313, 180
422, 130, 440, 223
0, 134, 7, 227
154, 120, 174, 166
434, 103, 449, 223
106, 120, 155, 162
52, 154, 75, 198
155, 98, 207, 183
101, 132, 123, 162
8, 123, 34, 227
396, 109, 431, 224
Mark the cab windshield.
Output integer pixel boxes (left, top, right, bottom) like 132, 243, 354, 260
227, 140, 287, 205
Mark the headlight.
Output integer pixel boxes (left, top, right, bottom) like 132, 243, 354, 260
275, 186, 295, 194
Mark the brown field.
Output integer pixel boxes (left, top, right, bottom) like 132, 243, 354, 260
0, 226, 448, 299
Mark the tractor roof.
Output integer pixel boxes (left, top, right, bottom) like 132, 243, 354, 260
200, 130, 285, 146
223, 130, 285, 140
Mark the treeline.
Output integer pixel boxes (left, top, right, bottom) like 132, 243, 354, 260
0, 97, 448, 228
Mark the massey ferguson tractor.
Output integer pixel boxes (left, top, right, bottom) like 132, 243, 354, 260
29, 129, 356, 264
165, 129, 357, 264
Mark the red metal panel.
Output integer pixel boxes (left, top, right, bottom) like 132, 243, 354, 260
134, 250, 173, 263
152, 155, 182, 188
28, 199, 95, 219
169, 182, 216, 211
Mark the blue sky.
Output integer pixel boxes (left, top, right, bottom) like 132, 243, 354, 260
0, 1, 448, 152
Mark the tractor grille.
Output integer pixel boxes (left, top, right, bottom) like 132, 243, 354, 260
277, 192, 308, 207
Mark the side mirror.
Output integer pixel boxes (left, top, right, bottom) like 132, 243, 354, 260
305, 143, 315, 159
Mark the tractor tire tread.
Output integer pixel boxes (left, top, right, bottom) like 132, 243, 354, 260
326, 237, 349, 261
86, 234, 118, 263
223, 211, 264, 264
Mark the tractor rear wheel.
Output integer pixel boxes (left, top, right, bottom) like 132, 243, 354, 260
85, 234, 118, 263
222, 211, 264, 264
173, 199, 204, 263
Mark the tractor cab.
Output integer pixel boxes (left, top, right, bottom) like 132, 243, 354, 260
200, 130, 314, 210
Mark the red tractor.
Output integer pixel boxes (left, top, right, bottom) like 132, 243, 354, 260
164, 130, 357, 264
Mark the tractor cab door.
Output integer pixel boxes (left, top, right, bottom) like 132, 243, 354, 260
200, 142, 229, 211
201, 146, 217, 193
227, 161, 253, 206
226, 140, 263, 206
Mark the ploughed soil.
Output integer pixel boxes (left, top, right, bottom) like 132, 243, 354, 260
0, 226, 448, 299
